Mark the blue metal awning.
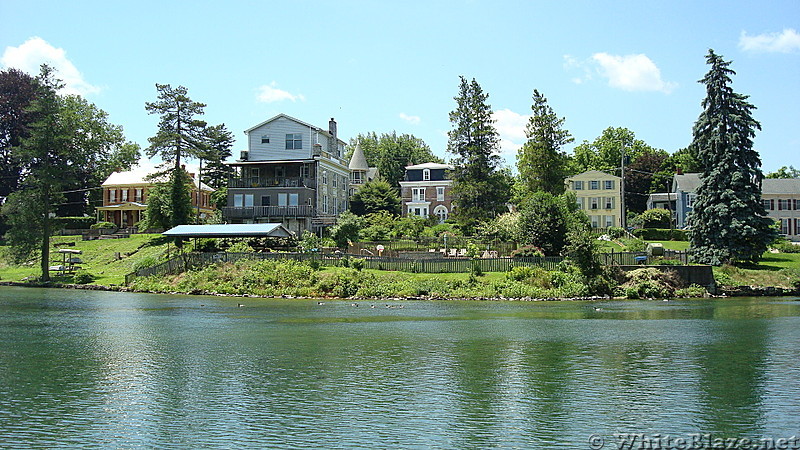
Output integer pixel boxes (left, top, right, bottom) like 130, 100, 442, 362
162, 224, 294, 238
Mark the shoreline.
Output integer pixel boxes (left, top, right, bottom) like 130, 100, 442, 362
2, 280, 798, 301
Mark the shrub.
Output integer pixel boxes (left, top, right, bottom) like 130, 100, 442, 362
227, 241, 255, 253
73, 270, 95, 284
351, 258, 365, 271
511, 245, 545, 258
53, 216, 96, 230
470, 260, 484, 277
772, 238, 800, 253
132, 255, 160, 272
634, 208, 672, 228
621, 268, 682, 299
606, 227, 626, 239
90, 221, 117, 230
675, 284, 708, 298
632, 228, 688, 241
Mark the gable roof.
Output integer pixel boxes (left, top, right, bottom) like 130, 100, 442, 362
244, 113, 346, 144
565, 169, 620, 180
102, 169, 214, 192
673, 173, 701, 193
162, 223, 293, 238
762, 178, 800, 195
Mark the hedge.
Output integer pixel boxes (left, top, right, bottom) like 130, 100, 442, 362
53, 216, 96, 230
632, 228, 688, 241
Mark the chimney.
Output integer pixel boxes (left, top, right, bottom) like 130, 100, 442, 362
329, 118, 337, 140
676, 167, 683, 175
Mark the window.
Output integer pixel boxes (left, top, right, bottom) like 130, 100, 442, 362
795, 218, 800, 235
423, 169, 431, 181
278, 193, 287, 207
577, 197, 584, 210
687, 193, 696, 208
589, 180, 599, 190
437, 187, 445, 201
434, 205, 448, 223
121, 190, 128, 202
604, 197, 614, 210
261, 196, 271, 206
332, 175, 338, 188
261, 135, 270, 144
590, 197, 599, 210
109, 190, 117, 203
322, 195, 329, 214
289, 193, 299, 207
591, 215, 599, 228
605, 215, 614, 228
301, 165, 310, 179
244, 194, 253, 207
411, 207, 428, 217
412, 188, 425, 202
322, 170, 328, 185
274, 166, 284, 178
762, 199, 772, 210
779, 199, 791, 211
604, 180, 614, 190
134, 188, 143, 202
780, 218, 789, 235
573, 180, 583, 190
234, 194, 252, 207
285, 133, 302, 150
352, 171, 363, 184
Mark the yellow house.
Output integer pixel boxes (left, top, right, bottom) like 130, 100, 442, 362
565, 170, 622, 228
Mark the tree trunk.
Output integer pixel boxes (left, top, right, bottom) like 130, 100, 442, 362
40, 188, 51, 282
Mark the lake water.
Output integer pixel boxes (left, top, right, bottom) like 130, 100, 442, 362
0, 287, 798, 448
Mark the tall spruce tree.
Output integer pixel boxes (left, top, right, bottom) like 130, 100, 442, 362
517, 89, 573, 196
688, 50, 776, 265
201, 123, 235, 190
447, 76, 510, 233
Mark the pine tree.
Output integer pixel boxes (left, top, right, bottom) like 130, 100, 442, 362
447, 76, 510, 233
688, 50, 776, 265
517, 89, 573, 195
201, 123, 235, 190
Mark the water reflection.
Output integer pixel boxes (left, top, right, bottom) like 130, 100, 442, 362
0, 287, 798, 447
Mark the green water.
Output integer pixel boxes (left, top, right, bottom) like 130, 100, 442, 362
0, 287, 798, 448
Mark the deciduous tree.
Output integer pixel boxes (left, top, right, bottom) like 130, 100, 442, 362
688, 50, 776, 265
346, 132, 441, 188
348, 179, 401, 216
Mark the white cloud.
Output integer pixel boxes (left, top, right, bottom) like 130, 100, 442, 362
739, 29, 800, 53
398, 112, 421, 125
563, 54, 593, 85
591, 52, 677, 94
1, 37, 101, 96
492, 108, 530, 161
256, 82, 304, 103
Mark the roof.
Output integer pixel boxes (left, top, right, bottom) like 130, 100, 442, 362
405, 162, 454, 170
647, 193, 678, 202
225, 159, 316, 166
673, 173, 701, 193
102, 169, 214, 192
162, 223, 294, 238
763, 178, 800, 195
348, 141, 369, 171
96, 201, 148, 210
565, 169, 620, 180
244, 113, 346, 145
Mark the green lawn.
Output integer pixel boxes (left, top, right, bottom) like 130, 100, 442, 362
0, 233, 170, 285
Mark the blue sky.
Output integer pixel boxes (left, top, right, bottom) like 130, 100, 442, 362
2, 0, 798, 173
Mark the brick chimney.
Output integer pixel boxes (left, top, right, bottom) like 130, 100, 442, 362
676, 167, 683, 175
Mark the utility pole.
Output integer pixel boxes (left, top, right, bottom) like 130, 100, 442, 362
620, 144, 626, 230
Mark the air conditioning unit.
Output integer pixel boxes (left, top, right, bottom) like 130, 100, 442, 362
240, 151, 249, 161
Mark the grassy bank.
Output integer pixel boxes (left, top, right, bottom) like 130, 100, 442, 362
0, 234, 170, 286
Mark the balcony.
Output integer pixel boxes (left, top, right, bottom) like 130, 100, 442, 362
228, 177, 316, 189
222, 205, 316, 219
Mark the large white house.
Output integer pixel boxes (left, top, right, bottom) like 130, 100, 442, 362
223, 114, 350, 234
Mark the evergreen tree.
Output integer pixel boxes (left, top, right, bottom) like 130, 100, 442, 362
517, 89, 572, 195
447, 76, 510, 233
201, 123, 235, 190
349, 179, 401, 216
688, 50, 776, 265
145, 84, 208, 229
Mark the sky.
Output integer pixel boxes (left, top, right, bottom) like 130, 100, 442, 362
1, 0, 799, 174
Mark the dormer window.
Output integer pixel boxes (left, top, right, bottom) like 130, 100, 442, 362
423, 169, 431, 181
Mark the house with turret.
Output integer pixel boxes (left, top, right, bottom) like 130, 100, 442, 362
347, 141, 379, 196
